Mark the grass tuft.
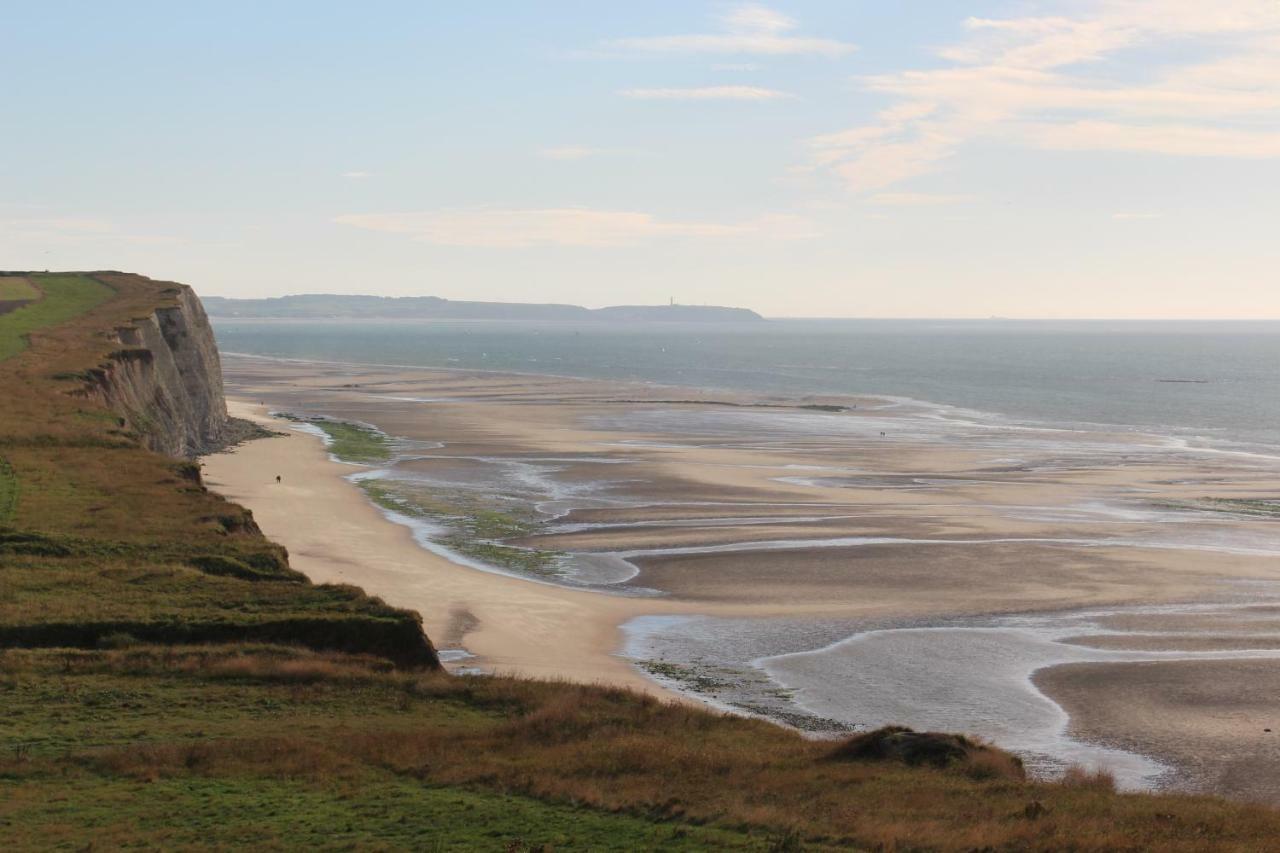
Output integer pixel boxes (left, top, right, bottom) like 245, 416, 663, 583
1061, 764, 1119, 791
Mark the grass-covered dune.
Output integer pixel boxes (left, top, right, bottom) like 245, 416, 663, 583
5, 272, 1280, 850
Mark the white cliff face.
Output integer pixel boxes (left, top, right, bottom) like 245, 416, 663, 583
86, 286, 230, 458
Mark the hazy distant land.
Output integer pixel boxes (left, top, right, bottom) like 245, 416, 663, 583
202, 294, 764, 323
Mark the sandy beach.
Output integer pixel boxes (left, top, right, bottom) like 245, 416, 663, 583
203, 354, 1280, 800
204, 399, 690, 698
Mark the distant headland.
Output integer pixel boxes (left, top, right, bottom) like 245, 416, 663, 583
202, 294, 765, 323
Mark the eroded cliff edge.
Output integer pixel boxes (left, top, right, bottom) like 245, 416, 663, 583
80, 276, 233, 457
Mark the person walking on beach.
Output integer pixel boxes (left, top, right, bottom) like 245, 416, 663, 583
275, 475, 282, 484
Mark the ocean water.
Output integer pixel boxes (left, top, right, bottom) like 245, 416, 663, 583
213, 318, 1280, 452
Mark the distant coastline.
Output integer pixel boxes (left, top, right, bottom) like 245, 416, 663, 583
202, 293, 764, 323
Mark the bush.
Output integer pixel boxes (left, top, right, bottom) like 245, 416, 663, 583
828, 725, 1024, 780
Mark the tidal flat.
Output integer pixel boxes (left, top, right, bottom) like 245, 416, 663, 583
209, 354, 1280, 802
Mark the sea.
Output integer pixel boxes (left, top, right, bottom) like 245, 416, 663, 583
212, 317, 1280, 454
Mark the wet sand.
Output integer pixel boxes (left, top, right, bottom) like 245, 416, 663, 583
204, 354, 1280, 800
1036, 659, 1280, 803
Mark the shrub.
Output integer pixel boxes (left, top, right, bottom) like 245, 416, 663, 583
828, 725, 1025, 780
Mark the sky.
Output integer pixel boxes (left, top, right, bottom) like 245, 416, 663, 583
4, 1, 1279, 318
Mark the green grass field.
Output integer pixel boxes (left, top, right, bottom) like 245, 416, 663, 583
0, 276, 40, 301
0, 273, 113, 361
3, 777, 762, 851
0, 648, 771, 850
8, 645, 1280, 852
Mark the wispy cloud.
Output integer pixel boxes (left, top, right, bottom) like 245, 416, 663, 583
0, 216, 176, 246
809, 1, 1280, 191
341, 171, 374, 179
607, 3, 854, 57
333, 208, 816, 248
1111, 211, 1163, 220
869, 192, 974, 206
1024, 120, 1280, 158
537, 145, 644, 161
0, 217, 116, 235
620, 86, 790, 101
539, 146, 605, 161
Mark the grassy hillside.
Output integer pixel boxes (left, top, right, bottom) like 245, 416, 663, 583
5, 272, 1280, 850
0, 273, 113, 360
0, 273, 436, 665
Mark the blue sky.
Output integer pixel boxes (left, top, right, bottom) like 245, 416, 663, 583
4, 1, 1278, 317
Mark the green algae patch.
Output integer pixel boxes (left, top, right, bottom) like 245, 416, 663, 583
358, 479, 565, 577
306, 418, 393, 464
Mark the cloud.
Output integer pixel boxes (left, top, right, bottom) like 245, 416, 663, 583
0, 216, 176, 246
333, 208, 816, 248
809, 1, 1280, 191
0, 217, 116, 235
712, 63, 762, 72
539, 146, 604, 161
341, 171, 374, 179
620, 86, 791, 101
539, 145, 647, 160
869, 192, 974, 206
1111, 212, 1163, 220
1024, 120, 1280, 158
607, 3, 855, 57
723, 4, 796, 35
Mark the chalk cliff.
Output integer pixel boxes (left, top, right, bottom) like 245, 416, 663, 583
85, 283, 231, 457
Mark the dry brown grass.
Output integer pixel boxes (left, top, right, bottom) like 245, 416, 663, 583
8, 647, 1265, 851
1061, 764, 1120, 792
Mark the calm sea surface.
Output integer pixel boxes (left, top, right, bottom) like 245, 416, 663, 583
211, 318, 1280, 453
